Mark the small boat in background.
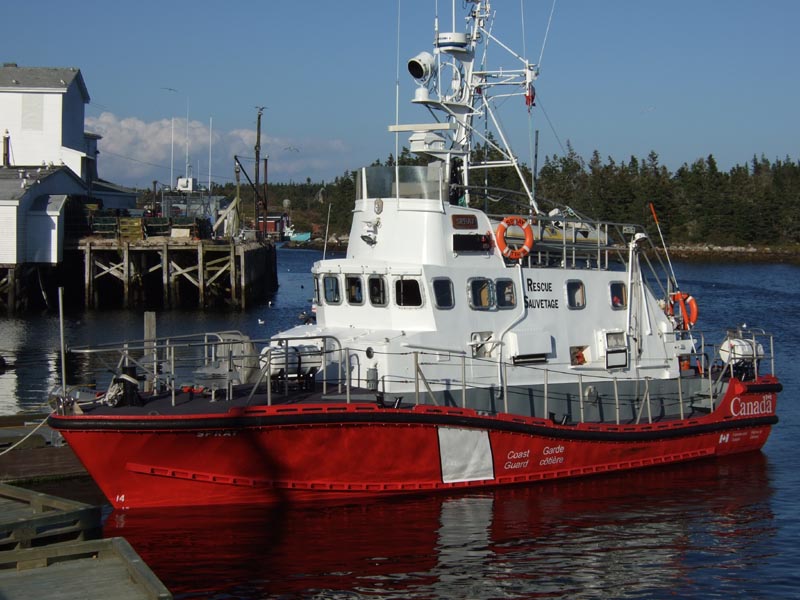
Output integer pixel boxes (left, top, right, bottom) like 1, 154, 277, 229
283, 225, 311, 244
48, 0, 780, 510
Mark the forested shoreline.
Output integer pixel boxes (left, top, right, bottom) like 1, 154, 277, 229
197, 145, 799, 258
537, 147, 800, 249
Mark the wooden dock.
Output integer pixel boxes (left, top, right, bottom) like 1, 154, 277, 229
0, 477, 171, 599
0, 537, 172, 600
75, 235, 277, 310
0, 415, 87, 484
0, 483, 100, 552
0, 234, 278, 312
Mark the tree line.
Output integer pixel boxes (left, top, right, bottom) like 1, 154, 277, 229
156, 145, 799, 247
537, 146, 800, 247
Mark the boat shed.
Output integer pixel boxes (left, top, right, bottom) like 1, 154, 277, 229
0, 165, 86, 265
90, 177, 137, 211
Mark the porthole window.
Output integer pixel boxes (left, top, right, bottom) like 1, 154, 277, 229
566, 280, 585, 310
432, 278, 455, 309
368, 275, 387, 307
469, 278, 493, 310
395, 277, 423, 307
496, 279, 516, 309
610, 281, 627, 310
345, 275, 364, 305
323, 275, 341, 305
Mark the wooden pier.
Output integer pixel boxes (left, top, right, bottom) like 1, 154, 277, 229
0, 537, 172, 599
0, 483, 100, 552
75, 236, 277, 310
0, 458, 171, 599
0, 234, 278, 312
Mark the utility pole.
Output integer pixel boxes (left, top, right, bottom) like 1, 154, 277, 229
254, 107, 264, 231
263, 155, 269, 219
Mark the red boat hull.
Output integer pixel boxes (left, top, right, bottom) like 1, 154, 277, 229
51, 376, 779, 509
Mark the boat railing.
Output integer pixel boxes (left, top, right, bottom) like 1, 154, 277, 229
68, 331, 273, 405
404, 354, 695, 425
245, 335, 346, 405
709, 327, 775, 382
487, 212, 656, 270
388, 329, 773, 425
62, 327, 775, 423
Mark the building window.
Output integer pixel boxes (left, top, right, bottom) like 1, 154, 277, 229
323, 275, 341, 304
496, 279, 516, 309
610, 281, 627, 310
432, 278, 455, 309
566, 280, 585, 310
345, 275, 364, 305
395, 278, 423, 307
22, 94, 44, 131
368, 275, 388, 307
469, 278, 493, 310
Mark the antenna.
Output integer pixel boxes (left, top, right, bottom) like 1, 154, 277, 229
185, 99, 189, 179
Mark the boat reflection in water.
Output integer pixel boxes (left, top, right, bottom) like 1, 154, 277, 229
107, 453, 774, 599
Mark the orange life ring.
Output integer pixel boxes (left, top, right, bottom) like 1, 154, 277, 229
669, 292, 699, 329
496, 216, 534, 260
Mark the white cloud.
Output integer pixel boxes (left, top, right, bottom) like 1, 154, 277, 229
86, 112, 354, 189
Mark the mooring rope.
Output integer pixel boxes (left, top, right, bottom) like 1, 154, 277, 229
0, 411, 53, 457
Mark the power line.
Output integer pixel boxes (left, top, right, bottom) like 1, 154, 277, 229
101, 149, 238, 183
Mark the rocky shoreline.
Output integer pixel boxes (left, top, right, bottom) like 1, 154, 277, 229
664, 244, 800, 264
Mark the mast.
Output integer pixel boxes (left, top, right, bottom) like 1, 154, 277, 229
402, 0, 540, 213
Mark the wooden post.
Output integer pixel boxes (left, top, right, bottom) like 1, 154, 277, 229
123, 243, 130, 309
161, 243, 169, 309
7, 267, 15, 315
229, 243, 237, 308
198, 242, 205, 308
143, 311, 156, 393
84, 243, 92, 309
239, 246, 246, 311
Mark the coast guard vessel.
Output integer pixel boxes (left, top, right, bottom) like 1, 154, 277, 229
49, 0, 780, 509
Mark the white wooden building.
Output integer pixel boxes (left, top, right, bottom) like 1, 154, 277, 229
0, 63, 135, 209
0, 64, 93, 178
0, 166, 86, 265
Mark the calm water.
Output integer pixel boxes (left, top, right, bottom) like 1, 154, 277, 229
9, 251, 800, 599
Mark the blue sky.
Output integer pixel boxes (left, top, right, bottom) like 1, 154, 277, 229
5, 1, 798, 189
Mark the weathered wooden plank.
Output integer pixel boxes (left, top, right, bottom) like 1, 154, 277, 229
0, 538, 172, 599
0, 483, 100, 552
0, 446, 86, 484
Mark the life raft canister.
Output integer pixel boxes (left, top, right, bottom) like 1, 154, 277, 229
668, 292, 699, 329
496, 216, 534, 260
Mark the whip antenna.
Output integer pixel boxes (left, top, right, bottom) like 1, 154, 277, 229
649, 202, 679, 293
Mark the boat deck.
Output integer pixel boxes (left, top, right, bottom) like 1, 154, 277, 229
65, 381, 382, 418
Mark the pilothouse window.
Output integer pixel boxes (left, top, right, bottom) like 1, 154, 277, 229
368, 276, 387, 307
432, 278, 455, 309
395, 278, 423, 307
346, 275, 364, 305
323, 275, 341, 305
469, 278, 493, 310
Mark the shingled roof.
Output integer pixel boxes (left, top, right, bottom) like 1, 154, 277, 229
0, 63, 89, 102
